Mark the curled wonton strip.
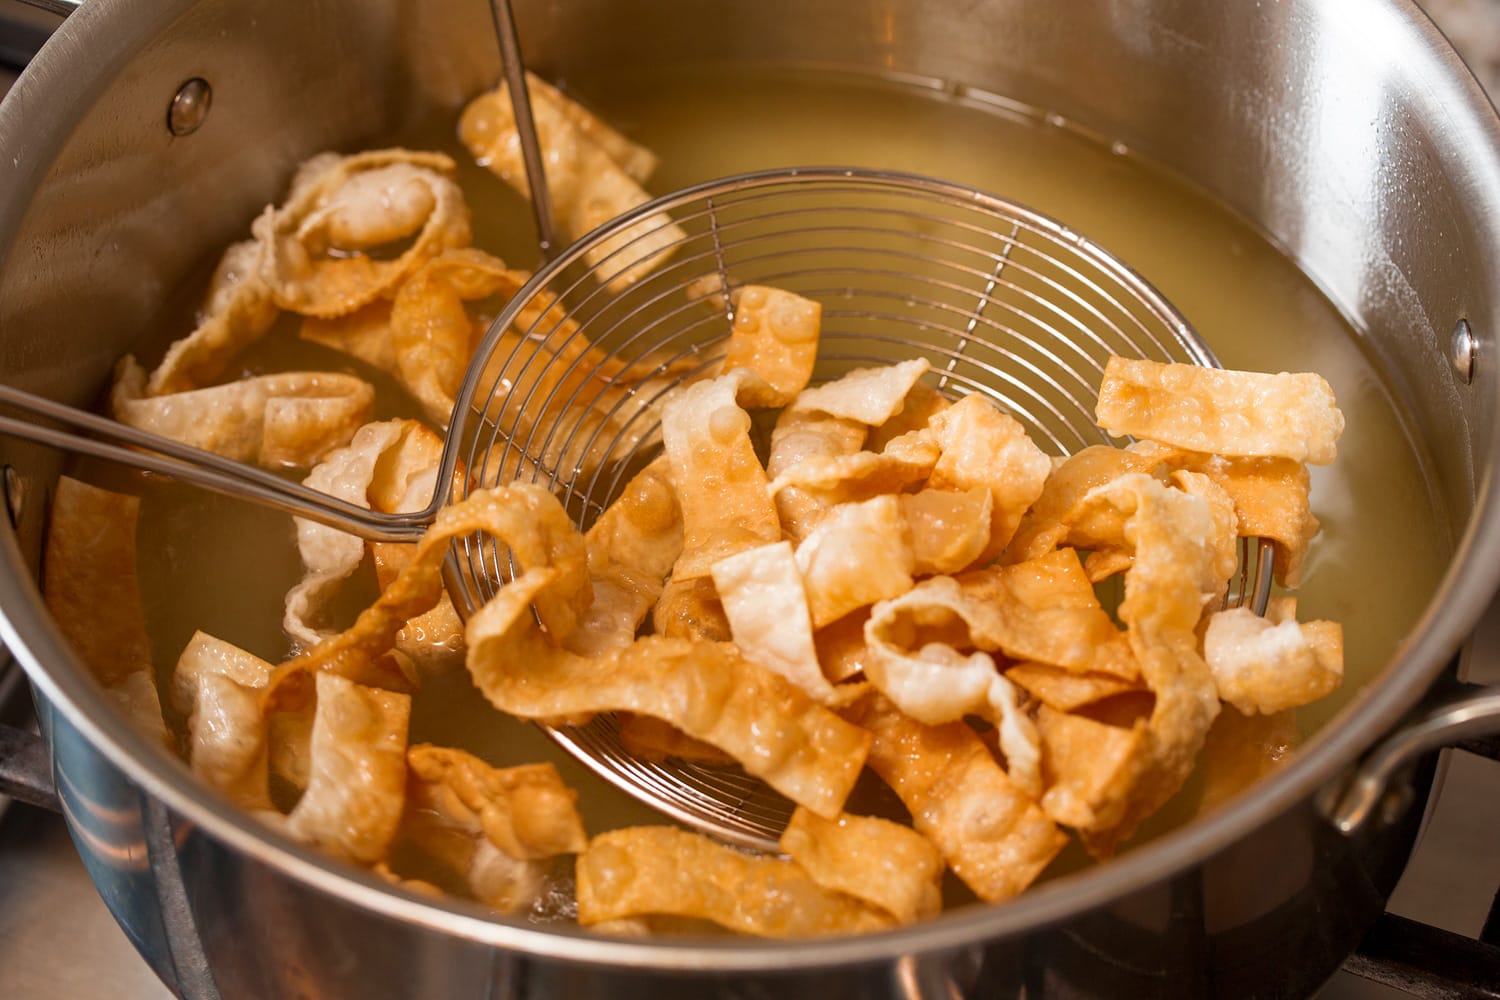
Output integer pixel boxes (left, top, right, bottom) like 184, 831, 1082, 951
720, 286, 822, 408
1006, 445, 1151, 564
576, 826, 892, 936
790, 358, 930, 423
662, 369, 781, 580
926, 393, 1051, 564
779, 807, 944, 925
171, 631, 276, 810
569, 457, 682, 657
1202, 606, 1343, 715
459, 78, 683, 290
845, 694, 1067, 902
255, 150, 472, 318
1068, 473, 1223, 856
1096, 356, 1345, 465
111, 357, 374, 469
42, 477, 170, 745
712, 540, 838, 705
284, 671, 411, 863
767, 409, 867, 542
145, 238, 281, 396
1004, 662, 1143, 713
766, 428, 940, 504
651, 575, 731, 641
795, 494, 915, 628
468, 564, 869, 818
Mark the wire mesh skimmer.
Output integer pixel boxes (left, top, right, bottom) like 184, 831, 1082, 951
436, 166, 1276, 850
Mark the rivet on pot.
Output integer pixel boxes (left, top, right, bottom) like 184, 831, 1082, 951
1450, 318, 1476, 384
3, 466, 23, 528
168, 78, 213, 137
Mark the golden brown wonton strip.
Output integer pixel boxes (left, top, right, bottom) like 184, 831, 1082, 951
779, 807, 943, 924
846, 694, 1067, 902
42, 477, 170, 744
576, 826, 892, 936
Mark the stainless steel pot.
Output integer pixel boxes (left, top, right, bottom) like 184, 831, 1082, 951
3, 1, 1500, 997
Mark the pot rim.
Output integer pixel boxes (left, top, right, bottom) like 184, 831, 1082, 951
3, 0, 1500, 973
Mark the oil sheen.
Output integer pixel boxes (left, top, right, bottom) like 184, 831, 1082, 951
108, 64, 1449, 883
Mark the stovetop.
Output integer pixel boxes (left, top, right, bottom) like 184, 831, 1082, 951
1, 2, 1499, 998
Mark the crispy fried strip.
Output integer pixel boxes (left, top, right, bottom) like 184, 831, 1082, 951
927, 393, 1051, 564
1096, 356, 1345, 464
780, 807, 944, 924
790, 358, 930, 423
846, 695, 1067, 902
713, 540, 837, 704
662, 370, 781, 580
1005, 662, 1143, 712
766, 408, 867, 542
459, 79, 682, 290
284, 672, 410, 863
112, 357, 374, 469
255, 150, 472, 318
721, 286, 822, 408
407, 745, 586, 860
1202, 606, 1343, 715
171, 632, 276, 810
145, 239, 281, 396
576, 826, 892, 936
795, 494, 915, 628
1036, 705, 1148, 831
42, 477, 170, 744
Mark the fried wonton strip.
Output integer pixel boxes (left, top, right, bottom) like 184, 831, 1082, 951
1070, 473, 1223, 856
284, 672, 411, 864
171, 632, 276, 810
712, 540, 837, 704
790, 358, 930, 423
721, 286, 821, 408
1095, 356, 1345, 465
795, 494, 915, 628
42, 478, 170, 744
576, 826, 892, 936
389, 247, 531, 424
144, 238, 281, 396
662, 370, 781, 580
111, 357, 374, 469
406, 746, 586, 860
569, 457, 683, 657
267, 483, 591, 704
778, 807, 943, 924
899, 487, 993, 576
466, 564, 869, 817
1168, 469, 1239, 605
459, 79, 683, 290
766, 408, 867, 542
255, 150, 473, 318
300, 300, 399, 372
1202, 606, 1343, 715
1006, 446, 1152, 564
927, 393, 1051, 564
1004, 662, 1143, 712
651, 575, 731, 641
766, 429, 940, 502
846, 695, 1067, 902
1035, 705, 1148, 831
814, 608, 875, 684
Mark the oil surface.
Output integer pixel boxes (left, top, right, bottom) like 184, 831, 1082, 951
98, 64, 1450, 891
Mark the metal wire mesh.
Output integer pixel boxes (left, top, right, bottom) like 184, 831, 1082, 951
438, 167, 1248, 850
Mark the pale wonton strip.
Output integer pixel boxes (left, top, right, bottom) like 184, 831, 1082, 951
795, 494, 915, 628
790, 358, 930, 423
1202, 606, 1343, 715
255, 149, 473, 318
285, 672, 410, 864
899, 487, 992, 576
145, 238, 281, 396
576, 826, 892, 936
720, 286, 821, 408
467, 566, 869, 818
111, 357, 374, 469
766, 429, 940, 502
662, 370, 781, 580
406, 745, 586, 860
171, 631, 277, 810
42, 477, 170, 744
712, 540, 837, 704
846, 695, 1067, 902
1070, 474, 1223, 857
926, 393, 1051, 564
1095, 356, 1345, 465
766, 408, 867, 542
779, 807, 944, 924
459, 79, 683, 290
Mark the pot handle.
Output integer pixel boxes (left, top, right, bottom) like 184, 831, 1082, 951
1324, 680, 1500, 834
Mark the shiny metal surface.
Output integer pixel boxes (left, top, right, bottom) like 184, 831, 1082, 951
0, 0, 1499, 997
444, 165, 1271, 850
166, 77, 211, 138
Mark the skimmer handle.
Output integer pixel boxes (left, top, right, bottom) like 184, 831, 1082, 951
0, 383, 434, 542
